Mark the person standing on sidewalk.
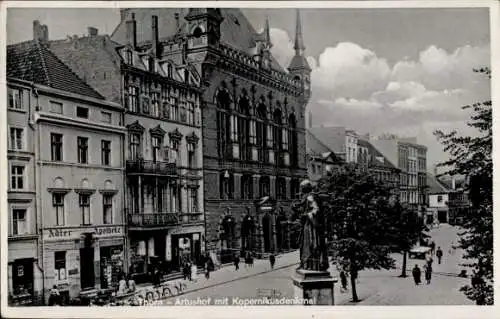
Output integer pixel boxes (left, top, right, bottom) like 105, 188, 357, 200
424, 263, 432, 284
436, 247, 443, 264
234, 254, 240, 271
269, 254, 276, 270
412, 264, 421, 285
339, 270, 348, 291
430, 241, 436, 256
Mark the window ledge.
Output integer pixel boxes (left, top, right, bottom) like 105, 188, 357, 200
8, 108, 27, 114
8, 234, 38, 241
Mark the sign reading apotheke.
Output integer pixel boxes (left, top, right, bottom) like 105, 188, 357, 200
43, 225, 124, 242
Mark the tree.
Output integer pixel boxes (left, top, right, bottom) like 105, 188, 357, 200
390, 202, 429, 278
434, 68, 492, 305
316, 164, 397, 302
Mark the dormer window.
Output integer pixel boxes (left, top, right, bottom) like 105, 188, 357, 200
126, 50, 133, 65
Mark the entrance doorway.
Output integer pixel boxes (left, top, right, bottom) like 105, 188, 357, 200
262, 214, 272, 253
12, 259, 34, 296
438, 210, 448, 223
80, 247, 95, 290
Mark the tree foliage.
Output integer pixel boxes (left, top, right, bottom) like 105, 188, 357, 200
315, 164, 398, 302
434, 68, 492, 305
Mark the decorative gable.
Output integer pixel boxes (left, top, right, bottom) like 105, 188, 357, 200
186, 132, 199, 145
127, 120, 145, 133
150, 124, 166, 137
169, 128, 183, 142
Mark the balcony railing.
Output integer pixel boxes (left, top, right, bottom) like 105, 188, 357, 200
127, 211, 204, 228
126, 160, 177, 176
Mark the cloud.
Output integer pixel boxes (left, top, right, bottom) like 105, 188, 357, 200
268, 28, 490, 168
311, 42, 391, 100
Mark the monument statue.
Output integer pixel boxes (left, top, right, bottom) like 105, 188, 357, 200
293, 180, 329, 271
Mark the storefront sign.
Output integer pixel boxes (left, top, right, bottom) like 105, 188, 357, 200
43, 226, 124, 242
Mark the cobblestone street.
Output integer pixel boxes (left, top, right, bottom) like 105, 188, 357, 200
151, 224, 473, 306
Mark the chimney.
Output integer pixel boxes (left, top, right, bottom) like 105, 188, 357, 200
33, 20, 49, 42
88, 27, 98, 37
126, 13, 137, 48
151, 15, 159, 57
174, 13, 180, 30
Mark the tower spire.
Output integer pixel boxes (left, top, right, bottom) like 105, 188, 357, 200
293, 8, 305, 55
264, 16, 272, 48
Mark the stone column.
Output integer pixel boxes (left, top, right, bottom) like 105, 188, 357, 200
234, 173, 242, 200
253, 175, 261, 199
270, 176, 276, 199
285, 177, 291, 201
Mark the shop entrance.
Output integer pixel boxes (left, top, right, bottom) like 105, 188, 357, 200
80, 247, 95, 290
100, 246, 124, 289
171, 233, 202, 269
12, 259, 34, 297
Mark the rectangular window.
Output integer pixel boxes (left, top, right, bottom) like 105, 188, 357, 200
187, 102, 195, 125
10, 166, 24, 190
54, 251, 66, 281
12, 209, 27, 235
128, 86, 139, 113
9, 128, 24, 150
170, 140, 179, 164
53, 193, 65, 226
230, 115, 239, 142
179, 99, 187, 123
79, 194, 91, 225
51, 133, 63, 161
151, 92, 160, 117
169, 97, 178, 121
187, 143, 195, 168
100, 111, 112, 124
76, 107, 89, 119
130, 134, 141, 160
50, 101, 63, 114
103, 195, 113, 224
282, 128, 289, 151
249, 120, 257, 145
437, 195, 443, 203
101, 140, 111, 166
77, 137, 88, 164
266, 125, 273, 148
189, 188, 198, 213
8, 88, 23, 109
152, 136, 161, 162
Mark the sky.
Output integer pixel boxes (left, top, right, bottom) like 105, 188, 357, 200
6, 7, 492, 171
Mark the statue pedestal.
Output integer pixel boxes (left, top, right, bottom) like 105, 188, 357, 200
292, 269, 337, 305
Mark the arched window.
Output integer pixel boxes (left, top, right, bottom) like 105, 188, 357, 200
273, 109, 282, 165
256, 102, 267, 163
239, 96, 250, 161
216, 89, 232, 159
289, 114, 298, 167
259, 176, 270, 198
193, 26, 203, 38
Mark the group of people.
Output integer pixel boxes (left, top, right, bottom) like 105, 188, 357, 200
412, 240, 446, 286
182, 259, 198, 282
117, 274, 137, 294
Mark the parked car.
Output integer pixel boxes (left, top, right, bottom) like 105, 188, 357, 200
409, 246, 431, 259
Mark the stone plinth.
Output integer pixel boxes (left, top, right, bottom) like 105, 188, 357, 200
292, 269, 337, 305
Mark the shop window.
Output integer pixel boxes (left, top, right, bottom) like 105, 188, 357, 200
12, 259, 33, 296
54, 251, 67, 282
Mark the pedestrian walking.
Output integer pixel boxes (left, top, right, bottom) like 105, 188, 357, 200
183, 261, 190, 281
436, 247, 443, 264
187, 261, 193, 281
205, 259, 211, 279
424, 264, 432, 284
153, 268, 162, 287
250, 253, 254, 267
269, 253, 276, 270
48, 285, 61, 306
339, 270, 348, 291
234, 254, 240, 271
118, 275, 128, 294
127, 274, 136, 293
430, 241, 436, 256
412, 264, 421, 285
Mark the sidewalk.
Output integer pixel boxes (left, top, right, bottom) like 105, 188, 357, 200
135, 250, 300, 297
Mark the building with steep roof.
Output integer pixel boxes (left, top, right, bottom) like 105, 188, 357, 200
50, 8, 309, 264
7, 24, 126, 304
426, 174, 470, 225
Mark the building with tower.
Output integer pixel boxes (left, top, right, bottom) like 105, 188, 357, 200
110, 8, 310, 262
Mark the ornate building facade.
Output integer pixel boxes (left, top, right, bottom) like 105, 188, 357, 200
111, 8, 310, 261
